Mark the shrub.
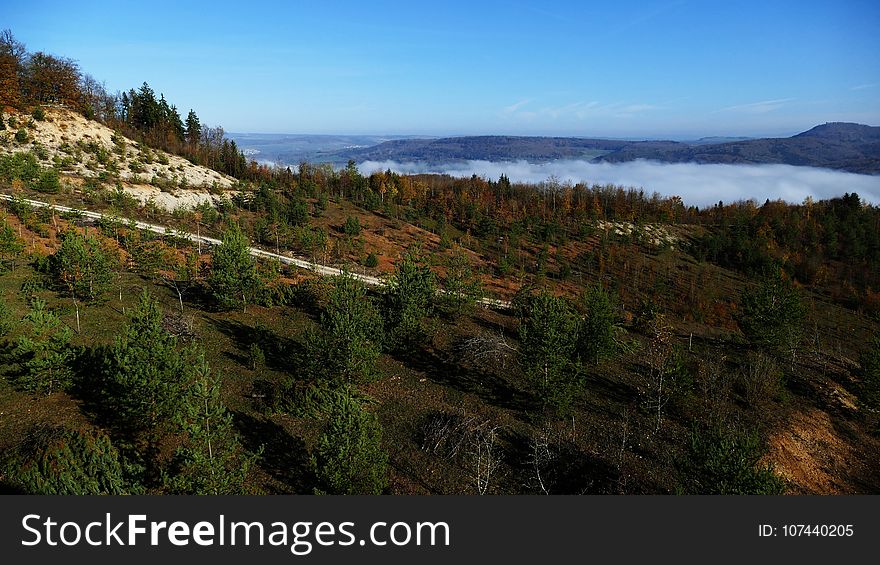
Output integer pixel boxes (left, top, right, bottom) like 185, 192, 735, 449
4, 426, 134, 495
364, 252, 379, 268
343, 215, 362, 237
14, 129, 27, 143
311, 389, 388, 495
31, 108, 45, 121
678, 424, 786, 495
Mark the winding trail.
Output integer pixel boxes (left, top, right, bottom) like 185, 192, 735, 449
0, 193, 511, 309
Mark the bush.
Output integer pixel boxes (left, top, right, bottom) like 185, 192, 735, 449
31, 108, 45, 121
311, 389, 388, 495
4, 426, 135, 495
343, 215, 362, 237
14, 129, 28, 143
364, 252, 379, 268
678, 424, 786, 495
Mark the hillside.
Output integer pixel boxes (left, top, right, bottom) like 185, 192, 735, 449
2, 107, 879, 496
327, 124, 880, 174
596, 123, 880, 174
0, 107, 237, 210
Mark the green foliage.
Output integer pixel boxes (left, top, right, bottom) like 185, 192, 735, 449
14, 128, 27, 143
100, 291, 196, 436
0, 299, 12, 337
859, 334, 880, 411
738, 272, 805, 350
516, 289, 582, 416
165, 357, 257, 494
36, 167, 60, 193
364, 251, 379, 268
209, 223, 259, 311
343, 215, 362, 237
247, 342, 265, 371
576, 284, 620, 365
31, 107, 45, 121
286, 195, 310, 227
4, 427, 135, 495
12, 299, 74, 394
313, 272, 385, 384
0, 220, 24, 272
679, 424, 786, 495
311, 388, 388, 495
385, 246, 436, 348
441, 244, 483, 316
49, 229, 114, 302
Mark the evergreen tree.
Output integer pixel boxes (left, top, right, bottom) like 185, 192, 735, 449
5, 426, 135, 495
208, 223, 259, 312
317, 272, 385, 384
385, 246, 436, 348
185, 109, 201, 146
678, 424, 785, 495
311, 389, 388, 495
576, 284, 620, 365
166, 357, 257, 494
859, 333, 880, 411
0, 220, 24, 272
738, 272, 805, 351
441, 244, 483, 316
516, 290, 581, 415
13, 298, 74, 394
49, 229, 114, 331
101, 291, 195, 438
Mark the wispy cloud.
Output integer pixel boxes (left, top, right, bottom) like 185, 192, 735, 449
502, 100, 658, 121
358, 160, 880, 208
850, 83, 876, 91
502, 99, 532, 113
716, 98, 795, 114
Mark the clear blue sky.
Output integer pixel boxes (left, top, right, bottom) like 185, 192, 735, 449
5, 0, 879, 137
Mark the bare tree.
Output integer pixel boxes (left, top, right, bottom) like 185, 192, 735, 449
455, 329, 519, 370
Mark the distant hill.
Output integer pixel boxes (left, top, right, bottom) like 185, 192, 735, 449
330, 136, 630, 165
596, 123, 880, 174
328, 123, 880, 174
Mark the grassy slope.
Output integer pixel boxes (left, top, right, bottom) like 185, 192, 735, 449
1, 185, 878, 495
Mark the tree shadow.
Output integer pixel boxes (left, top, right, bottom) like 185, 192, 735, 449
392, 346, 537, 414
232, 411, 312, 494
505, 428, 618, 494
207, 317, 305, 373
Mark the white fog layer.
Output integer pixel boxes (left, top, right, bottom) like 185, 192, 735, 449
357, 159, 880, 207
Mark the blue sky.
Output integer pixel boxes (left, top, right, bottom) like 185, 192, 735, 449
5, 0, 879, 137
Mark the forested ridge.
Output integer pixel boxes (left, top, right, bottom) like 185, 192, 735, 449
1, 30, 879, 495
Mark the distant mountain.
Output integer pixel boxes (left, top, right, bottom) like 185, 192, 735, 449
334, 135, 630, 164
595, 123, 880, 174
226, 133, 433, 166
326, 123, 880, 174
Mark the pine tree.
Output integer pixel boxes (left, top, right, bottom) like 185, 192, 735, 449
208, 223, 259, 312
166, 357, 257, 494
6, 426, 135, 495
441, 244, 483, 316
101, 291, 195, 438
738, 272, 805, 351
13, 298, 74, 394
317, 272, 384, 384
516, 290, 581, 415
311, 389, 388, 495
0, 220, 24, 272
49, 229, 114, 332
576, 284, 620, 365
385, 246, 436, 348
185, 109, 201, 146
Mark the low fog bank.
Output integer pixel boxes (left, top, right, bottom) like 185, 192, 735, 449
358, 159, 880, 208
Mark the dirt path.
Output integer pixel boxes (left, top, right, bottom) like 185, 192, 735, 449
0, 193, 512, 309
